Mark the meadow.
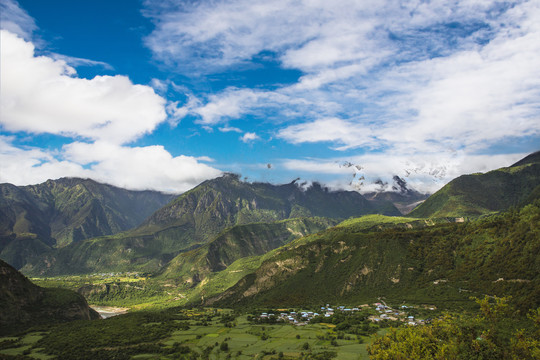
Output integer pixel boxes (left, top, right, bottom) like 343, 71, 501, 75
0, 308, 389, 359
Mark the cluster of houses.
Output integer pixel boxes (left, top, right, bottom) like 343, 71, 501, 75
258, 311, 321, 324
257, 302, 434, 326
258, 304, 371, 325
94, 272, 142, 278
371, 303, 432, 325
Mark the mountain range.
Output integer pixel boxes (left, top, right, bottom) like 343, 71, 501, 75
0, 151, 539, 331
201, 152, 540, 310
16, 173, 400, 276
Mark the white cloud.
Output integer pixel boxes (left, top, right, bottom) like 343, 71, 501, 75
143, 0, 500, 74
0, 0, 36, 40
0, 137, 222, 193
240, 132, 260, 143
278, 118, 377, 150
49, 53, 114, 71
63, 142, 222, 192
173, 85, 341, 128
273, 1, 540, 156
0, 30, 167, 144
0, 136, 92, 185
195, 156, 215, 162
3, 0, 538, 195
281, 151, 527, 194
144, 0, 540, 158
219, 126, 243, 133
0, 26, 222, 193
144, 0, 326, 73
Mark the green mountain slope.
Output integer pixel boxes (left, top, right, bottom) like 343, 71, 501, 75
208, 200, 540, 311
23, 174, 397, 276
160, 217, 337, 283
0, 178, 173, 268
409, 151, 540, 218
0, 259, 100, 335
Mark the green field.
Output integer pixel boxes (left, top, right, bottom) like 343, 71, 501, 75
0, 308, 387, 359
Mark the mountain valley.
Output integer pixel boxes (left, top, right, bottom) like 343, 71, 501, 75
0, 152, 539, 359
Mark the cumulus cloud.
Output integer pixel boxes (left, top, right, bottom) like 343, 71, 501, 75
3, 0, 539, 194
240, 132, 260, 143
0, 30, 167, 144
0, 23, 222, 193
0, 137, 221, 193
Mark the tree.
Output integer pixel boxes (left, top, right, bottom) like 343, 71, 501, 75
220, 342, 229, 352
368, 297, 540, 359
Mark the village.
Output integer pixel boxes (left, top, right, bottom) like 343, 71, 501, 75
255, 301, 437, 326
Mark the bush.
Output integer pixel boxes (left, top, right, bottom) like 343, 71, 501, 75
220, 342, 229, 352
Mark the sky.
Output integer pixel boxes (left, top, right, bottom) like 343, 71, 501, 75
1, 0, 539, 194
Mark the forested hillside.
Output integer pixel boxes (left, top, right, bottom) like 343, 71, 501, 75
21, 174, 397, 276
210, 199, 540, 312
410, 151, 540, 218
0, 178, 173, 269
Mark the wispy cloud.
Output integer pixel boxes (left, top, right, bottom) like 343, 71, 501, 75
144, 0, 540, 160
219, 126, 243, 133
3, 0, 539, 193
277, 117, 379, 151
0, 0, 36, 40
49, 53, 114, 71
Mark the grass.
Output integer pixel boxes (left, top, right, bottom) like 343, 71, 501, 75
0, 332, 52, 358
156, 315, 369, 359
337, 214, 418, 228
14, 308, 379, 359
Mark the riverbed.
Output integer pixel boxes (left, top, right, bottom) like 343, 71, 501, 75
90, 306, 129, 319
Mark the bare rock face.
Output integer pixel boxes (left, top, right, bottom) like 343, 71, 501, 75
0, 259, 100, 334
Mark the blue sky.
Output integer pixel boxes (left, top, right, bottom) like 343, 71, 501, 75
1, 0, 539, 193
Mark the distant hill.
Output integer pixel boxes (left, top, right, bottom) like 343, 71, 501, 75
208, 199, 540, 311
0, 259, 100, 335
22, 174, 398, 276
0, 178, 174, 268
409, 151, 540, 218
137, 173, 399, 235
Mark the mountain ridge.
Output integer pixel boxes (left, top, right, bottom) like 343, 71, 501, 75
0, 177, 174, 269
206, 199, 540, 311
21, 174, 399, 276
409, 152, 540, 218
0, 258, 100, 334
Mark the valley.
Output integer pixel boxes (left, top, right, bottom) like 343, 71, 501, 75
3, 0, 540, 357
0, 152, 539, 359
